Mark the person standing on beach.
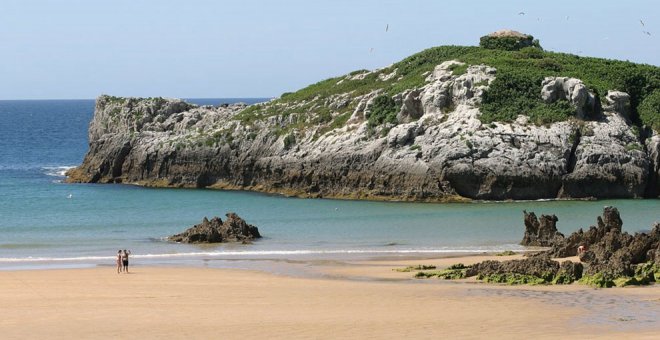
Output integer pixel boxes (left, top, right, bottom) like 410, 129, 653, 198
116, 250, 123, 274
122, 249, 131, 273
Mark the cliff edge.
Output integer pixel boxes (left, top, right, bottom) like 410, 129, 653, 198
67, 33, 660, 201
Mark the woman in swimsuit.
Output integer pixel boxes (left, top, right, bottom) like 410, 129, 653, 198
122, 249, 131, 273
116, 250, 123, 274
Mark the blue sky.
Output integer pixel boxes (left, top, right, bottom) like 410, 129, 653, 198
1, 0, 658, 99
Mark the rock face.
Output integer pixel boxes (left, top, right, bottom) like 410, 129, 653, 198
520, 211, 564, 246
168, 213, 261, 244
466, 256, 561, 279
541, 77, 598, 120
647, 134, 660, 197
67, 58, 657, 201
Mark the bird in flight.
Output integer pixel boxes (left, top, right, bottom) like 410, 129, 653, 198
385, 24, 389, 32
643, 30, 652, 36
370, 47, 374, 53
640, 19, 645, 27
566, 16, 570, 21
518, 11, 525, 15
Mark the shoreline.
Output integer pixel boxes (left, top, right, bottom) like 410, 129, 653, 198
0, 250, 539, 274
1, 254, 658, 339
67, 175, 657, 203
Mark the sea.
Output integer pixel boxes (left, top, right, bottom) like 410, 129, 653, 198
1, 99, 659, 271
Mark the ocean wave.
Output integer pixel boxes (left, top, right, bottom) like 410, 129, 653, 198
42, 165, 76, 177
0, 245, 526, 263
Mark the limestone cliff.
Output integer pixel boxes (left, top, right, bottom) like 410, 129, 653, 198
67, 43, 659, 201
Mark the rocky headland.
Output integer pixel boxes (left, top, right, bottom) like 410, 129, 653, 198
67, 32, 660, 201
168, 212, 261, 244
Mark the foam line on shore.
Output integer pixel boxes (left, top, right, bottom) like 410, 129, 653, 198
42, 165, 76, 177
0, 246, 526, 263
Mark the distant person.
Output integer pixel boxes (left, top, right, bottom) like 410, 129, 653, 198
122, 249, 131, 273
116, 250, 123, 274
577, 244, 588, 254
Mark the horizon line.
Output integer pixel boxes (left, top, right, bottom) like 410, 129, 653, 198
0, 96, 276, 101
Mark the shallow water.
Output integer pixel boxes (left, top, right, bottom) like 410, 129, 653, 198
466, 286, 660, 331
1, 99, 659, 270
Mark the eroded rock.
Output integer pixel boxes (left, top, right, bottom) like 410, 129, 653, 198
169, 213, 261, 244
454, 206, 659, 286
520, 211, 564, 247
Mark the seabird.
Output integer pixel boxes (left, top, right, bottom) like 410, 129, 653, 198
518, 11, 525, 15
643, 30, 652, 36
640, 19, 645, 27
385, 24, 389, 32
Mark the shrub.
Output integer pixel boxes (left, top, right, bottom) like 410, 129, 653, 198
480, 71, 574, 124
283, 133, 296, 150
479, 33, 540, 51
516, 47, 545, 59
638, 90, 660, 132
367, 95, 398, 127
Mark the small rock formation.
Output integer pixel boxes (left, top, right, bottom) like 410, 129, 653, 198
604, 91, 631, 119
541, 77, 598, 120
169, 213, 261, 244
540, 207, 659, 285
546, 206, 629, 258
520, 211, 564, 246
479, 30, 537, 50
466, 256, 561, 280
444, 206, 659, 286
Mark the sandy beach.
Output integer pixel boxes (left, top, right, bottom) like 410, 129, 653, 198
1, 255, 658, 339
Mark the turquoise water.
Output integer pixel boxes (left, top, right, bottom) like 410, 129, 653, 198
1, 99, 658, 270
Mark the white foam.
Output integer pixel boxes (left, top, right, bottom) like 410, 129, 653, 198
42, 165, 76, 177
0, 245, 526, 263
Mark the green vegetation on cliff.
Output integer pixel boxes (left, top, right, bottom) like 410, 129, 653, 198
236, 35, 660, 133
639, 90, 660, 131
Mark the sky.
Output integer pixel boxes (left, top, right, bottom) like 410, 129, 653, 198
1, 0, 658, 100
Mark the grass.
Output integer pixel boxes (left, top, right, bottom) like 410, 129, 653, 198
449, 63, 468, 76
232, 42, 660, 133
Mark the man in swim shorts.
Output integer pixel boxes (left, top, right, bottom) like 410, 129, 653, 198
122, 249, 131, 273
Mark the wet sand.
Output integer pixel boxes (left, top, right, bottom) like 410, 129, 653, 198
0, 255, 658, 339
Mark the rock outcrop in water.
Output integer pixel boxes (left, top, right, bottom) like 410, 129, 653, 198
168, 213, 261, 244
520, 211, 564, 247
66, 37, 660, 201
